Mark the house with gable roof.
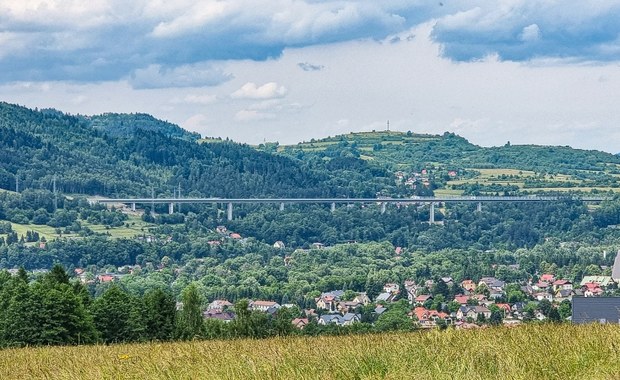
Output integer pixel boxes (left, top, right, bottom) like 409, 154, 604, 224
316, 290, 345, 312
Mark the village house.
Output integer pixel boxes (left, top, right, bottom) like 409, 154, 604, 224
273, 241, 286, 249
207, 299, 233, 311
374, 305, 387, 315
554, 289, 574, 302
203, 309, 235, 323
415, 294, 433, 305
461, 280, 477, 293
383, 283, 400, 294
489, 289, 505, 300
375, 292, 397, 303
534, 292, 553, 302
495, 303, 512, 316
582, 282, 605, 297
453, 295, 471, 306
552, 279, 573, 292
540, 274, 555, 283
478, 277, 506, 291
533, 281, 550, 292
410, 307, 449, 328
291, 318, 309, 329
337, 300, 362, 314
456, 305, 492, 321
97, 274, 116, 283
318, 313, 360, 326
316, 290, 345, 312
521, 284, 535, 296
352, 292, 371, 305
249, 300, 281, 312
440, 277, 454, 286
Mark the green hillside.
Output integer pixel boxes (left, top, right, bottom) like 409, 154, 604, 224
279, 130, 620, 195
84, 112, 201, 141
0, 102, 392, 199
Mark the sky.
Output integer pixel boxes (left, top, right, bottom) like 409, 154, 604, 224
1, 1, 620, 152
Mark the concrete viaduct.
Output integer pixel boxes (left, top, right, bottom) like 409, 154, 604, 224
95, 196, 607, 223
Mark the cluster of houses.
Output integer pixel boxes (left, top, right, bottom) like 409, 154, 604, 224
394, 169, 457, 189
199, 269, 620, 330
206, 226, 244, 246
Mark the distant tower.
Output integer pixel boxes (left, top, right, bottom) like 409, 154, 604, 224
387, 120, 390, 131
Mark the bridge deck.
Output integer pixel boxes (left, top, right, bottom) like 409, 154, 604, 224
96, 196, 607, 204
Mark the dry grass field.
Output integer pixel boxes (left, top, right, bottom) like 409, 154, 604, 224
1, 324, 619, 380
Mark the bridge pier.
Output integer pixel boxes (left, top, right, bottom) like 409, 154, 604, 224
430, 203, 435, 224
381, 202, 386, 214
477, 202, 482, 212
168, 203, 174, 214
227, 202, 233, 221
131, 203, 136, 212
331, 202, 336, 213
280, 202, 285, 211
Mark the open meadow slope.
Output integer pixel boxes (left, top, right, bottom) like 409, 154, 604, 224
1, 324, 619, 380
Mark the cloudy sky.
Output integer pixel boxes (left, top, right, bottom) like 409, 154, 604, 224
1, 1, 620, 152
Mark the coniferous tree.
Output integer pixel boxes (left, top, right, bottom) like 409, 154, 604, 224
144, 288, 177, 341
176, 283, 205, 340
91, 285, 145, 343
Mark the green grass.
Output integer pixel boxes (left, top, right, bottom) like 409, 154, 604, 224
5, 215, 155, 241
446, 167, 618, 194
1, 324, 619, 379
278, 131, 441, 153
81, 215, 154, 238
434, 188, 465, 196
9, 222, 73, 240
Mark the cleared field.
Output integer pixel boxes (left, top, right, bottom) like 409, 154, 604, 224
6, 215, 154, 241
0, 324, 618, 379
446, 167, 614, 193
530, 187, 620, 193
9, 222, 74, 240
434, 188, 464, 196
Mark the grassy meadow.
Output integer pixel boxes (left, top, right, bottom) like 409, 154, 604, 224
2, 324, 620, 380
3, 214, 154, 242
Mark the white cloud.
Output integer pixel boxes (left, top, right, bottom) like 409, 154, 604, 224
150, 2, 230, 38
432, 1, 620, 61
520, 24, 541, 42
231, 82, 287, 100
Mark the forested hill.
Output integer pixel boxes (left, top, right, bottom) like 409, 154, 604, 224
83, 113, 201, 141
3, 100, 620, 199
0, 102, 392, 198
280, 131, 620, 173
278, 131, 620, 195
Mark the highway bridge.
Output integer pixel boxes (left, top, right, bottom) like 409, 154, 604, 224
95, 196, 607, 222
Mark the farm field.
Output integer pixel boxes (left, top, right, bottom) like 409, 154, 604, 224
3, 215, 154, 241
447, 167, 619, 194
1, 324, 618, 380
